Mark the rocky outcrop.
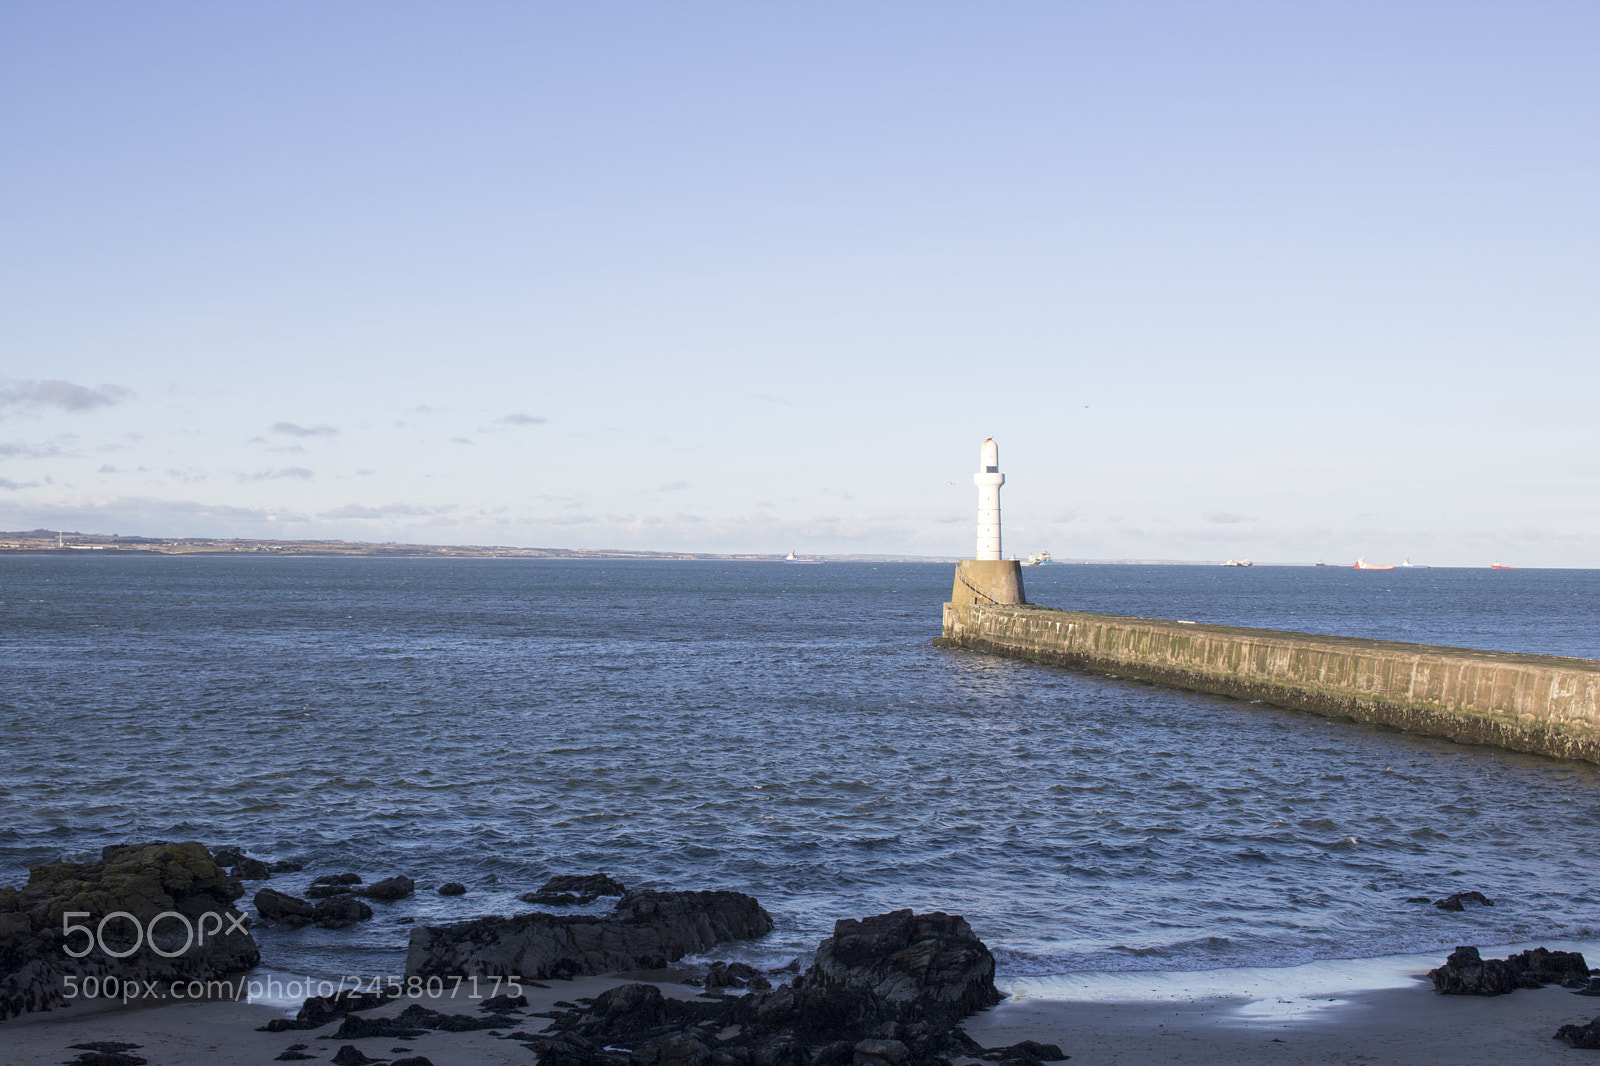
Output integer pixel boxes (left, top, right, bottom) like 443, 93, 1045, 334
1429, 945, 1592, 995
525, 909, 1017, 1066
0, 841, 260, 1020
406, 889, 771, 980
1556, 1016, 1600, 1048
804, 910, 1003, 1031
313, 896, 374, 928
1433, 891, 1494, 912
255, 887, 316, 925
355, 875, 415, 902
308, 873, 362, 899
703, 960, 771, 991
332, 1001, 513, 1039
257, 989, 397, 1032
520, 873, 628, 907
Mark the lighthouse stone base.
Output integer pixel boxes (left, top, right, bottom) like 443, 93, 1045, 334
948, 559, 1026, 607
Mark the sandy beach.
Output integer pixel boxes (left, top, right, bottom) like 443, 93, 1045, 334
8, 967, 1600, 1066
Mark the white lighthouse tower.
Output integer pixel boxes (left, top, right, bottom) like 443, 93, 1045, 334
945, 438, 1025, 608
974, 437, 1004, 560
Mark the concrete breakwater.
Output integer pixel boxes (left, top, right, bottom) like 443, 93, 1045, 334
937, 602, 1600, 765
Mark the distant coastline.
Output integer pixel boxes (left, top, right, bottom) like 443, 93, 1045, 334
0, 528, 959, 562
0, 529, 1253, 565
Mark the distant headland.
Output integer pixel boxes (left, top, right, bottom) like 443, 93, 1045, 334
0, 528, 959, 562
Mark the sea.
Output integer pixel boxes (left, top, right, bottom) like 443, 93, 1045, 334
5, 555, 1600, 999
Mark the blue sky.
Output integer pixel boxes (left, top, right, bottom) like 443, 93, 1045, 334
2, 2, 1596, 564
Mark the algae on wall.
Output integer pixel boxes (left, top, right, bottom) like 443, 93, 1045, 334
939, 602, 1600, 765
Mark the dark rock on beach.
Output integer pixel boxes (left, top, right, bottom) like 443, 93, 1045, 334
794, 909, 1004, 1033
0, 841, 259, 1020
64, 1043, 148, 1062
529, 908, 1009, 1066
1430, 945, 1589, 995
479, 992, 529, 1011
981, 1040, 1068, 1065
705, 959, 771, 991
439, 881, 468, 896
1430, 947, 1517, 995
1557, 1017, 1600, 1048
66, 1042, 149, 1066
257, 988, 397, 1032
406, 889, 772, 980
333, 1001, 514, 1040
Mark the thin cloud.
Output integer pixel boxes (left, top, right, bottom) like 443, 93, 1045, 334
0, 478, 41, 490
320, 503, 459, 519
0, 379, 131, 416
497, 413, 547, 426
755, 394, 790, 405
527, 513, 599, 526
237, 467, 313, 482
0, 440, 70, 459
449, 437, 474, 445
1204, 510, 1255, 524
659, 481, 690, 492
271, 422, 338, 437
0, 496, 312, 531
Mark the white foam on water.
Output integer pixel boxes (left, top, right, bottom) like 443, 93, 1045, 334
1005, 938, 1600, 1022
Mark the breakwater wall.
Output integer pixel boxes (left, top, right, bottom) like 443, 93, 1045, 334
937, 602, 1600, 764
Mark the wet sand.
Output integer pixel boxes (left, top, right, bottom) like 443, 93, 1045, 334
6, 970, 1599, 1066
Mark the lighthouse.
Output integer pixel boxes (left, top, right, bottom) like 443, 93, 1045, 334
974, 437, 1003, 560
946, 438, 1026, 607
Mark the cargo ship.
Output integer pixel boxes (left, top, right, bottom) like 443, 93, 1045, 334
1354, 557, 1395, 570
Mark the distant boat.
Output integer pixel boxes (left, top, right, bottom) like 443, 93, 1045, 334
1354, 557, 1395, 570
1022, 551, 1053, 566
1314, 560, 1327, 567
1221, 558, 1252, 567
1399, 558, 1429, 568
1491, 562, 1514, 570
784, 551, 824, 565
